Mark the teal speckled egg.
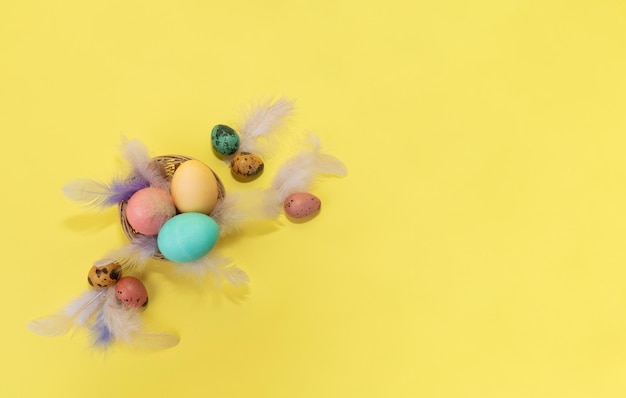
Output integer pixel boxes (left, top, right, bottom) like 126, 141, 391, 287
157, 213, 220, 263
211, 124, 240, 155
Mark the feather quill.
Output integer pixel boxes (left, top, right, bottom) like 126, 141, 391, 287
237, 97, 294, 158
27, 289, 105, 337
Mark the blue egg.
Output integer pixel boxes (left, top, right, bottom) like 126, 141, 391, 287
157, 213, 220, 263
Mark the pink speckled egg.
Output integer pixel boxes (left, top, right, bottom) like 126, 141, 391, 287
283, 192, 322, 219
115, 277, 148, 308
126, 187, 176, 235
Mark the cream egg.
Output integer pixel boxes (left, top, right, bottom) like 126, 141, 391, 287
170, 159, 220, 214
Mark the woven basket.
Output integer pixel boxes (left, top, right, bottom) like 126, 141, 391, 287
118, 155, 226, 260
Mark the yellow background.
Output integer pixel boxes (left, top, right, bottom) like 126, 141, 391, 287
2, 0, 626, 397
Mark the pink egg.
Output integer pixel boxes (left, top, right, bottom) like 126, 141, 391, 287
126, 187, 176, 235
283, 192, 322, 219
115, 277, 148, 308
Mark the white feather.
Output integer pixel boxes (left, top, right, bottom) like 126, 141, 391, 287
62, 179, 114, 206
27, 289, 105, 337
93, 258, 115, 267
271, 133, 347, 203
100, 288, 143, 343
103, 235, 158, 274
177, 254, 249, 287
100, 289, 179, 349
238, 97, 294, 157
211, 191, 281, 236
210, 193, 247, 237
261, 188, 282, 219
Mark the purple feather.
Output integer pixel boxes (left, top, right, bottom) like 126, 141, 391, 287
104, 175, 150, 206
63, 138, 171, 208
63, 174, 150, 209
91, 309, 112, 346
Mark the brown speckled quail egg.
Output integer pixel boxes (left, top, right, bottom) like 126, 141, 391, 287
230, 152, 264, 181
88, 262, 122, 289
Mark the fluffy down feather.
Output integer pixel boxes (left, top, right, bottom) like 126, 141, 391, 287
211, 190, 281, 236
91, 288, 142, 345
237, 97, 294, 158
119, 137, 170, 190
62, 138, 170, 208
62, 176, 149, 209
90, 288, 179, 349
102, 235, 159, 274
27, 289, 106, 337
177, 254, 249, 287
262, 133, 347, 217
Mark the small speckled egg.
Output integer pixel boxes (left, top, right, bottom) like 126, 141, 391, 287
170, 159, 220, 214
88, 262, 122, 289
157, 212, 220, 263
115, 277, 148, 308
230, 152, 264, 181
125, 187, 176, 235
211, 124, 240, 156
284, 192, 322, 219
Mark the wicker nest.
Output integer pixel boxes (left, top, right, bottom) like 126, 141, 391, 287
118, 155, 226, 260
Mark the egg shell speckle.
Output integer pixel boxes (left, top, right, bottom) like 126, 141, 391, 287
88, 262, 122, 289
283, 192, 322, 219
230, 152, 264, 181
170, 159, 220, 214
115, 277, 148, 308
125, 187, 176, 236
157, 212, 220, 263
211, 124, 240, 156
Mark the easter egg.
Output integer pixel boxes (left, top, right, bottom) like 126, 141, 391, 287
211, 124, 240, 156
157, 212, 220, 263
170, 159, 220, 214
125, 187, 176, 235
230, 152, 264, 181
88, 262, 122, 289
115, 277, 148, 308
283, 192, 322, 219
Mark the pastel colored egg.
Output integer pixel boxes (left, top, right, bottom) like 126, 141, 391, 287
157, 212, 220, 263
115, 277, 148, 308
170, 159, 220, 214
230, 152, 264, 181
211, 124, 240, 156
88, 262, 122, 289
125, 187, 176, 235
283, 192, 322, 219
